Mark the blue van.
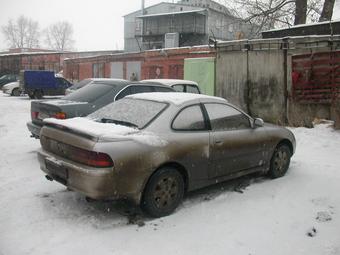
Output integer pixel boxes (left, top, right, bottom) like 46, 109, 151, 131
20, 70, 72, 99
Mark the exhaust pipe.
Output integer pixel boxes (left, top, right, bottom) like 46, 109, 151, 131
45, 175, 53, 181
85, 197, 96, 202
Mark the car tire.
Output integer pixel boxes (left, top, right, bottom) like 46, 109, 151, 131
141, 167, 184, 218
28, 92, 34, 99
34, 90, 43, 99
11, 88, 20, 97
268, 144, 291, 179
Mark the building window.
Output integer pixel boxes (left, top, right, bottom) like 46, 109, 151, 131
93, 63, 104, 78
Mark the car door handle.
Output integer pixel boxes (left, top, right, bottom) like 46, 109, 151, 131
214, 140, 223, 145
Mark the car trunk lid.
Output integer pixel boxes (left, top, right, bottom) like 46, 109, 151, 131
42, 117, 138, 142
31, 100, 90, 126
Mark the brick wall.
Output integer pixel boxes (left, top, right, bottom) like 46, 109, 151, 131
64, 46, 215, 81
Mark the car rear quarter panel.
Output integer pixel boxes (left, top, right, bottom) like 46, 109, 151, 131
94, 131, 210, 203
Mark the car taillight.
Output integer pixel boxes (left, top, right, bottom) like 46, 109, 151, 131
31, 111, 39, 119
53, 112, 66, 119
71, 146, 113, 168
41, 136, 114, 168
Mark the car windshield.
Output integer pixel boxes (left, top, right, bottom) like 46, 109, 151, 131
88, 98, 167, 129
63, 82, 122, 103
0, 75, 9, 79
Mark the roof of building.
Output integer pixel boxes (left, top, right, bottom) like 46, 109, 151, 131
262, 19, 340, 33
124, 0, 234, 18
136, 8, 206, 18
124, 2, 182, 17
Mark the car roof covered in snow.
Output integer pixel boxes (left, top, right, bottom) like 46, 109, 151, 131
126, 92, 227, 105
141, 79, 198, 86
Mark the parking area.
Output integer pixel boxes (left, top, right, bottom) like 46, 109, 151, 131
0, 92, 339, 255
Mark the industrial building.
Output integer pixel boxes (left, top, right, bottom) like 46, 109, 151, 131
124, 0, 255, 52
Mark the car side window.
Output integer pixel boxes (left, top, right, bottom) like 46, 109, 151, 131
154, 86, 174, 92
172, 85, 185, 92
204, 103, 251, 131
115, 87, 132, 100
186, 85, 200, 94
131, 85, 153, 94
172, 105, 206, 131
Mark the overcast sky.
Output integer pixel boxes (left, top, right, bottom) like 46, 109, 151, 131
0, 0, 339, 52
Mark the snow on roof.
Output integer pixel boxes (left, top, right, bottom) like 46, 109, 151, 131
137, 8, 206, 18
141, 79, 198, 86
216, 35, 340, 47
262, 19, 340, 33
127, 92, 226, 105
123, 2, 202, 17
0, 51, 60, 57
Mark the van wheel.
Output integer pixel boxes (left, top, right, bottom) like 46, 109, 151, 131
11, 88, 21, 97
268, 144, 291, 179
34, 90, 43, 99
141, 167, 184, 218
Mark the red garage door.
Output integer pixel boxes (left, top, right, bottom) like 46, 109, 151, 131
292, 51, 340, 103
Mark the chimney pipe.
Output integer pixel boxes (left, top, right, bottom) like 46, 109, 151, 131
142, 0, 145, 15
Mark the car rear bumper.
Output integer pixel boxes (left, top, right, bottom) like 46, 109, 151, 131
27, 121, 42, 138
37, 149, 118, 200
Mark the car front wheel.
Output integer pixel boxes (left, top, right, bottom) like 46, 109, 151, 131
268, 144, 291, 178
141, 167, 184, 218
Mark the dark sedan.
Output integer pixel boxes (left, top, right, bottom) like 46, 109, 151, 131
27, 79, 175, 138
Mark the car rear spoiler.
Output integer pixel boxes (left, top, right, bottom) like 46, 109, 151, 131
43, 122, 99, 142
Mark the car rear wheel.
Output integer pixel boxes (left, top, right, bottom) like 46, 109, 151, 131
268, 144, 291, 179
11, 88, 20, 97
141, 167, 184, 218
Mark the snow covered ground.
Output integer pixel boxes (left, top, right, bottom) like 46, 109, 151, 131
0, 92, 339, 255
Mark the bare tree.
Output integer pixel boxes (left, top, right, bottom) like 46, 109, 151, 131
222, 0, 332, 36
319, 0, 336, 21
294, 0, 307, 24
45, 21, 75, 51
2, 15, 40, 48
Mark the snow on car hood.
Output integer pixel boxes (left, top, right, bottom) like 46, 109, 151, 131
2, 81, 19, 89
43, 117, 168, 147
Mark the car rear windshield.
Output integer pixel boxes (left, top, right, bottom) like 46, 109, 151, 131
88, 98, 167, 129
63, 82, 122, 103
69, 79, 92, 90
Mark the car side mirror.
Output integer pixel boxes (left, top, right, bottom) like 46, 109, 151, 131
254, 118, 264, 127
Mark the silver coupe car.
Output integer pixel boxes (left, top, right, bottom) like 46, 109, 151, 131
37, 92, 296, 217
